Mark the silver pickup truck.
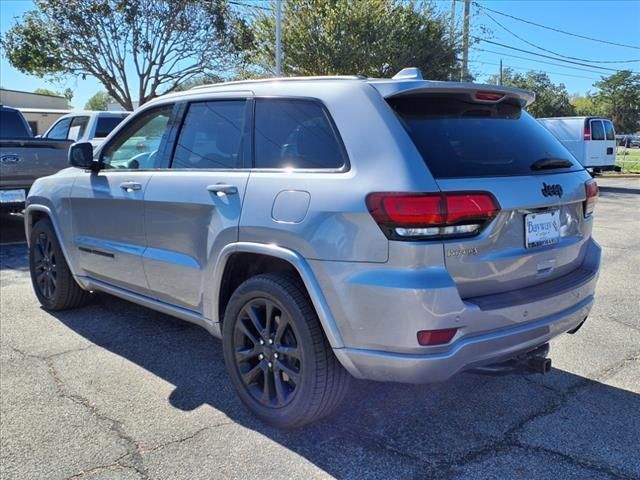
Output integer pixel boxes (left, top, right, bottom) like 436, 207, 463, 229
0, 105, 72, 212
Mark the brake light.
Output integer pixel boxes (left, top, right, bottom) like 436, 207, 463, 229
584, 179, 598, 217
475, 91, 505, 101
366, 192, 500, 240
584, 127, 591, 141
417, 328, 458, 346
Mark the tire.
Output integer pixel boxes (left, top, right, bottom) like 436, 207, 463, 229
29, 218, 90, 311
222, 273, 351, 429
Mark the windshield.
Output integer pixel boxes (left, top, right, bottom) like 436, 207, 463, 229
388, 94, 582, 178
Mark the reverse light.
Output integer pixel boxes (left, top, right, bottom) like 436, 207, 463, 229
366, 192, 500, 240
584, 179, 598, 217
417, 328, 458, 346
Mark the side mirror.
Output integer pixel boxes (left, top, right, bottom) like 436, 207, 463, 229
69, 142, 97, 171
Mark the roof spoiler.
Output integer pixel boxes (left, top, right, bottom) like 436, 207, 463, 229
373, 70, 535, 107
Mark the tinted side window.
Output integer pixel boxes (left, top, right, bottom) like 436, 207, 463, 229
102, 105, 173, 169
46, 118, 71, 139
591, 120, 605, 140
603, 121, 615, 141
254, 99, 347, 169
0, 109, 31, 138
95, 116, 126, 138
68, 116, 89, 141
172, 101, 246, 169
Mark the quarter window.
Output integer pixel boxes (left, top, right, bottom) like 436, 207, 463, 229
172, 101, 246, 169
590, 120, 605, 141
101, 105, 173, 169
254, 99, 347, 169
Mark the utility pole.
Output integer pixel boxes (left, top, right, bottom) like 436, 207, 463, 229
449, 0, 456, 81
499, 59, 503, 85
461, 0, 470, 82
275, 0, 282, 77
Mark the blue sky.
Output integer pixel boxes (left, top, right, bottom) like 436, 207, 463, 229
1, 0, 639, 109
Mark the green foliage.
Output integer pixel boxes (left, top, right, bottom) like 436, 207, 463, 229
33, 87, 73, 107
571, 95, 602, 117
592, 71, 640, 133
488, 69, 575, 118
1, 0, 243, 110
84, 91, 112, 111
33, 88, 61, 97
248, 0, 458, 79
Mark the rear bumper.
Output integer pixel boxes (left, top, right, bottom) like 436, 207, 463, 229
334, 294, 592, 383
317, 239, 601, 383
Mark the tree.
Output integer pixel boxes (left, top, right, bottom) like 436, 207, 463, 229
84, 91, 112, 111
488, 69, 575, 118
2, 0, 244, 110
592, 71, 640, 133
571, 94, 603, 117
248, 0, 459, 79
33, 87, 73, 107
33, 88, 61, 97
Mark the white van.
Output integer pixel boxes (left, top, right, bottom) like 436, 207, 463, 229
538, 117, 618, 172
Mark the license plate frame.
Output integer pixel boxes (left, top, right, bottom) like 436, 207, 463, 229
0, 189, 26, 204
525, 210, 560, 249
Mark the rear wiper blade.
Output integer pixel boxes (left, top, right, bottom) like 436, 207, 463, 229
530, 157, 574, 171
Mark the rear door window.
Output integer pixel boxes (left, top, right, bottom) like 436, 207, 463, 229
387, 94, 581, 178
603, 121, 615, 141
590, 120, 605, 140
67, 116, 89, 141
172, 100, 247, 169
254, 98, 347, 170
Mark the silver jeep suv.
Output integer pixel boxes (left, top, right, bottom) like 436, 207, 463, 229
26, 70, 601, 428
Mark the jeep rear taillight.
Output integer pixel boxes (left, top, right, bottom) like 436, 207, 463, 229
366, 192, 500, 240
584, 179, 598, 218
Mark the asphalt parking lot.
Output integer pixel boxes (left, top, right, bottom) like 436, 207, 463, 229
1, 177, 638, 480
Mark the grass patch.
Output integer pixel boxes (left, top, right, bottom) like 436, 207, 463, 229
616, 148, 640, 173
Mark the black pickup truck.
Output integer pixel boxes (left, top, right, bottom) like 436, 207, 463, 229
0, 106, 72, 212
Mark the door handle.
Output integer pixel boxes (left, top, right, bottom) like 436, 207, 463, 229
120, 181, 142, 192
207, 184, 238, 196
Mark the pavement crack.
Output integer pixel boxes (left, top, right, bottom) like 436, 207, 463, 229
45, 357, 150, 480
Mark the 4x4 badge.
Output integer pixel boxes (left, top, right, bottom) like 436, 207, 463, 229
541, 183, 563, 198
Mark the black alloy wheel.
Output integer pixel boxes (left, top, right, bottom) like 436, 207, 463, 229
32, 231, 57, 300
233, 298, 302, 408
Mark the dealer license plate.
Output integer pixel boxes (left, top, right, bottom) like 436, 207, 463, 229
525, 210, 560, 248
0, 189, 26, 204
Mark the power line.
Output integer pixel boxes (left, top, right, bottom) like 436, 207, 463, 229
473, 2, 640, 50
478, 8, 640, 64
228, 0, 270, 11
475, 48, 608, 76
473, 38, 639, 73
469, 60, 602, 81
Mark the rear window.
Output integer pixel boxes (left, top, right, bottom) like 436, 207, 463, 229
0, 109, 31, 139
95, 116, 126, 138
603, 121, 615, 141
388, 94, 582, 178
590, 120, 605, 140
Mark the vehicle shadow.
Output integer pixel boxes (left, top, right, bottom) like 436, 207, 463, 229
42, 291, 639, 479
599, 185, 640, 195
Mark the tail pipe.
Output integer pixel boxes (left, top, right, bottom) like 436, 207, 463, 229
471, 343, 552, 376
